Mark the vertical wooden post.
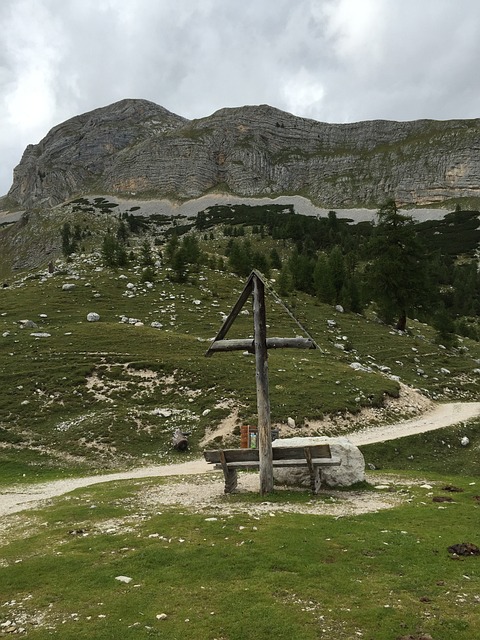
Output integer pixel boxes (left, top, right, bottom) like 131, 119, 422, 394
253, 273, 273, 494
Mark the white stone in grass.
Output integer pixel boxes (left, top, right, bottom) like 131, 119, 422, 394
461, 436, 470, 446
87, 312, 100, 322
19, 319, 38, 328
350, 362, 372, 373
156, 614, 168, 620
62, 283, 76, 291
115, 576, 132, 583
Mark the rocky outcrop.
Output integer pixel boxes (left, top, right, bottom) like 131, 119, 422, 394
7, 99, 480, 209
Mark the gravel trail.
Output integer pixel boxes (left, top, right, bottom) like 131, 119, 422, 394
1, 401, 479, 518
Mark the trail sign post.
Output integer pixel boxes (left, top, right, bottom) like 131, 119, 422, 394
205, 270, 318, 494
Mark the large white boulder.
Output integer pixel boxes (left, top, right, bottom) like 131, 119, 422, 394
272, 436, 365, 488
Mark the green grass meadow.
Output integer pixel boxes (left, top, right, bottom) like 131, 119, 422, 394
1, 465, 479, 639
1, 207, 480, 639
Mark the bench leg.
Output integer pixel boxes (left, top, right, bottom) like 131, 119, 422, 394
304, 447, 322, 494
224, 468, 238, 494
311, 466, 322, 494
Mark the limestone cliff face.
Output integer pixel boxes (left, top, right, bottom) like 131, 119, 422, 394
7, 99, 480, 208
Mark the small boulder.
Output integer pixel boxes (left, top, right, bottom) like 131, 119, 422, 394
272, 436, 365, 488
19, 319, 38, 329
87, 312, 100, 322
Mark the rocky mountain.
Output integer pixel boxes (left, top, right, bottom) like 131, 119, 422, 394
5, 98, 480, 209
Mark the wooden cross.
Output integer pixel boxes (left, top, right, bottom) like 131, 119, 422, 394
205, 270, 318, 494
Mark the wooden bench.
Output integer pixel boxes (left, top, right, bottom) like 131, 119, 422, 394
203, 445, 341, 494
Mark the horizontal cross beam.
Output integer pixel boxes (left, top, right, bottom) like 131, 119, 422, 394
205, 336, 315, 356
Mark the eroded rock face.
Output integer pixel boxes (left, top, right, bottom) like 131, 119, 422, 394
7, 99, 480, 208
272, 436, 365, 488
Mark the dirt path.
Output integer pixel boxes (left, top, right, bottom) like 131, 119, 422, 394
1, 401, 479, 518
346, 401, 480, 445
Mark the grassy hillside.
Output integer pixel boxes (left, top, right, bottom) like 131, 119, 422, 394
0, 200, 479, 484
1, 200, 480, 640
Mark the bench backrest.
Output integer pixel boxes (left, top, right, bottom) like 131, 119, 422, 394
203, 444, 332, 465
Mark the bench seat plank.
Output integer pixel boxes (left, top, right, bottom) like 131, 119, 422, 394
204, 445, 335, 464
213, 457, 341, 469
204, 445, 341, 494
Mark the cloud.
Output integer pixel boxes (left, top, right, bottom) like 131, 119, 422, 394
2, 0, 480, 196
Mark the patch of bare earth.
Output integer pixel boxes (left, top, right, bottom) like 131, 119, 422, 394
136, 473, 406, 518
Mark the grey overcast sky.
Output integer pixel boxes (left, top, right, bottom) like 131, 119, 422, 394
2, 0, 480, 197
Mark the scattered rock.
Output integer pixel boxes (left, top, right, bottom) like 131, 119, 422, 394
460, 436, 470, 446
19, 319, 38, 328
115, 575, 133, 583
68, 529, 88, 536
87, 312, 100, 322
62, 283, 76, 291
350, 362, 372, 373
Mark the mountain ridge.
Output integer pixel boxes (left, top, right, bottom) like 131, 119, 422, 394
5, 98, 480, 209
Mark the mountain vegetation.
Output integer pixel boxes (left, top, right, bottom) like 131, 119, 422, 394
0, 195, 479, 482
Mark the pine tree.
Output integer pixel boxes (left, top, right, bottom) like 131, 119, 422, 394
313, 255, 335, 304
367, 200, 433, 331
140, 239, 154, 267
